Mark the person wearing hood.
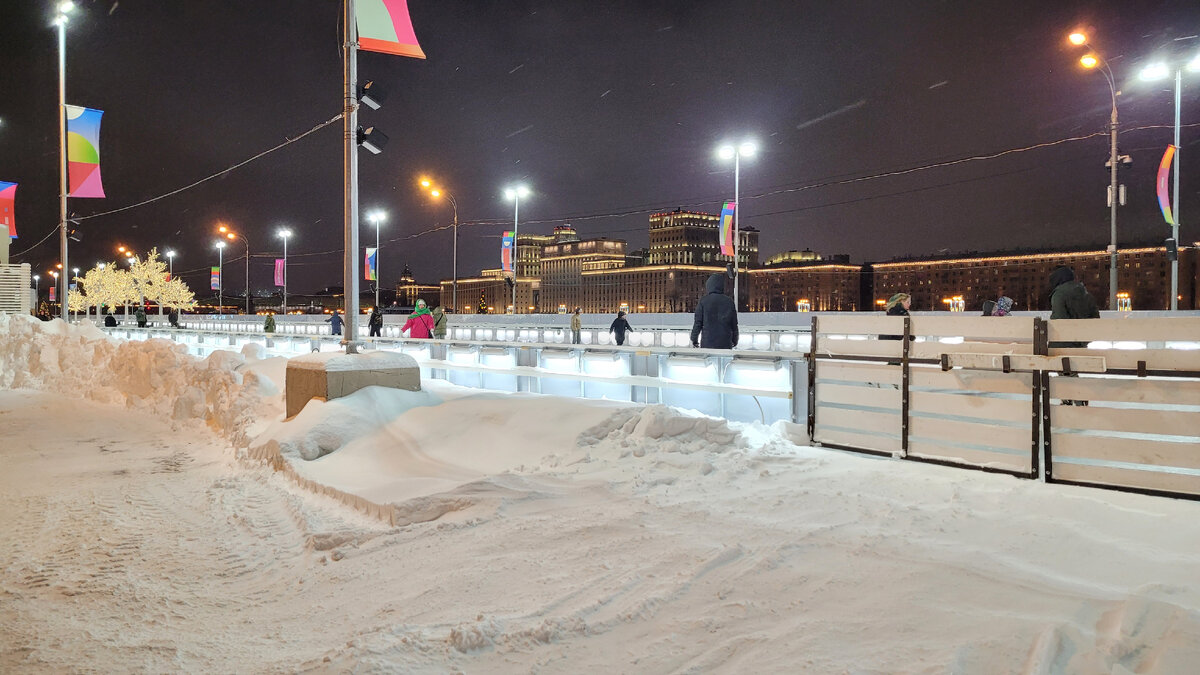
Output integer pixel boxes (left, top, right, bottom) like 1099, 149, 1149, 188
367, 306, 383, 337
263, 312, 276, 333
690, 273, 738, 349
168, 307, 180, 328
980, 299, 996, 316
991, 296, 1014, 316
135, 306, 147, 328
1049, 266, 1100, 322
609, 311, 632, 346
103, 310, 118, 328
431, 305, 448, 339
326, 309, 343, 336
402, 299, 435, 338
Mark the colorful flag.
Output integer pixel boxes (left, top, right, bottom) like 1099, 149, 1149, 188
50, 285, 56, 302
356, 0, 426, 58
365, 248, 378, 281
0, 181, 15, 238
501, 231, 514, 273
66, 105, 105, 198
718, 201, 736, 256
1157, 145, 1176, 225
274, 258, 285, 287
210, 267, 221, 290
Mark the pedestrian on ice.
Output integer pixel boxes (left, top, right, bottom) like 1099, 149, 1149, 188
402, 299, 435, 338
609, 310, 632, 346
135, 306, 147, 328
327, 309, 343, 336
263, 312, 276, 333
991, 296, 1014, 316
368, 306, 383, 338
570, 307, 582, 344
168, 307, 180, 328
690, 273, 738, 349
980, 299, 996, 316
103, 310, 118, 328
431, 305, 448, 339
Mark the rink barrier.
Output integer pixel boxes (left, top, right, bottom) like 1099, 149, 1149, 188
808, 315, 1200, 500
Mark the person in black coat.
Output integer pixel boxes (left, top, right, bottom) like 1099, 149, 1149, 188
103, 312, 118, 328
609, 311, 632, 346
690, 273, 739, 348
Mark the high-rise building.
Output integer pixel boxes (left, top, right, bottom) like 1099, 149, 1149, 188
647, 209, 759, 269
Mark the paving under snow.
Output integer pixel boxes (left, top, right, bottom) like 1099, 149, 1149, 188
1, 314, 1198, 673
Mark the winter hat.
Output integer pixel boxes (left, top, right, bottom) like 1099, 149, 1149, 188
886, 293, 910, 310
416, 299, 427, 309
992, 296, 1014, 316
1049, 266, 1075, 289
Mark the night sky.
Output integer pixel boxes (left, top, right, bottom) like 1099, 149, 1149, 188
2, 0, 1198, 296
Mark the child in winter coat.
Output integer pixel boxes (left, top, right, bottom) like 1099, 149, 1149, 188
402, 300, 436, 338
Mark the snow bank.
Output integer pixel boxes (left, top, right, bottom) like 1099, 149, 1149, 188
0, 315, 276, 446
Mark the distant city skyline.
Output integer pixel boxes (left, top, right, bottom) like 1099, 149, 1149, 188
2, 1, 1197, 296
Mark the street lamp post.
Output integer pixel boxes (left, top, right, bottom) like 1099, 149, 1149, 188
219, 225, 251, 314
54, 1, 74, 322
1139, 53, 1199, 310
32, 274, 39, 310
1071, 32, 1121, 311
717, 140, 757, 310
367, 211, 386, 308
215, 241, 225, 315
162, 251, 175, 315
71, 267, 79, 320
421, 179, 459, 312
277, 229, 292, 313
504, 185, 530, 314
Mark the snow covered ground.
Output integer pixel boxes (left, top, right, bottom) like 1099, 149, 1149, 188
2, 314, 1199, 673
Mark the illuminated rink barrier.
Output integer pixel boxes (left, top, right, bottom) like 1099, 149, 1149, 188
809, 315, 1200, 500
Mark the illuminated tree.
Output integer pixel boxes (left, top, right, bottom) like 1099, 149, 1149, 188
128, 248, 172, 313
158, 276, 198, 311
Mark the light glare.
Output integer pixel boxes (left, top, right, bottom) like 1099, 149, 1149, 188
739, 141, 757, 157
717, 145, 735, 160
1188, 54, 1200, 73
1068, 32, 1087, 46
1080, 54, 1099, 69
1139, 62, 1169, 81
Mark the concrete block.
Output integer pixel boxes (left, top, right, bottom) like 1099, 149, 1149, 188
285, 351, 421, 418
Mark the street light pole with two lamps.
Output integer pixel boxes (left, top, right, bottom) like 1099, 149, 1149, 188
420, 178, 459, 312
218, 224, 251, 314
214, 241, 225, 315
716, 140, 757, 310
1138, 51, 1200, 310
53, 1, 75, 322
504, 185, 530, 314
366, 211, 386, 309
1069, 31, 1122, 311
277, 229, 292, 313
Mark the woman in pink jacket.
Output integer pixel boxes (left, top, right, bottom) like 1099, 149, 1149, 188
402, 299, 436, 338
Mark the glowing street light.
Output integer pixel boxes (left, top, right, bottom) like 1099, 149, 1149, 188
366, 210, 386, 308
1067, 32, 1121, 311
277, 228, 292, 313
716, 139, 757, 309
53, 0, 76, 322
504, 185, 531, 314
1137, 51, 1199, 310
419, 177, 460, 311
214, 240, 226, 314
217, 224, 251, 314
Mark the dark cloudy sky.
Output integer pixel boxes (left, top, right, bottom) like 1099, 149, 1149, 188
2, 0, 1197, 295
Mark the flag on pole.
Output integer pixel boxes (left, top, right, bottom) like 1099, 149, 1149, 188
365, 248, 378, 281
356, 0, 426, 58
1157, 145, 1176, 225
65, 105, 105, 198
0, 181, 16, 238
275, 258, 285, 287
50, 286, 56, 302
718, 201, 736, 256
210, 267, 221, 290
501, 231, 514, 273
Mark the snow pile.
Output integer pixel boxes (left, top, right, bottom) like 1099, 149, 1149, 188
0, 315, 276, 445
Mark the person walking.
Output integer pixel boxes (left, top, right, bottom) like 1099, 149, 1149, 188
431, 305, 448, 339
570, 307, 582, 344
135, 306, 147, 328
1048, 266, 1100, 406
690, 273, 739, 349
168, 307, 180, 328
609, 310, 632, 346
326, 309, 343, 336
402, 299, 436, 338
263, 312, 276, 333
368, 306, 383, 338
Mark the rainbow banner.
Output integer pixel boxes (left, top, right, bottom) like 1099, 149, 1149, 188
501, 231, 514, 273
718, 201, 736, 256
1157, 145, 1176, 225
274, 258, 285, 287
66, 105, 105, 198
365, 247, 378, 281
210, 267, 221, 290
0, 181, 16, 238
50, 285, 56, 302
356, 0, 426, 58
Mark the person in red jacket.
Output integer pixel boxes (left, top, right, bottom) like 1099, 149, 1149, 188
402, 299, 436, 338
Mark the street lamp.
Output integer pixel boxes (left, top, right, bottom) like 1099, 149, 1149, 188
716, 139, 757, 310
218, 224, 251, 314
165, 249, 175, 277
421, 178, 460, 312
32, 274, 39, 308
1069, 31, 1121, 311
504, 185, 530, 314
1138, 51, 1200, 310
215, 240, 225, 315
54, 1, 74, 322
277, 228, 292, 313
366, 210, 386, 308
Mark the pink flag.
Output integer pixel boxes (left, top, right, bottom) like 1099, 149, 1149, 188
275, 258, 285, 287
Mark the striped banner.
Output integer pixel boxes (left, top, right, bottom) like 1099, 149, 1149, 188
718, 201, 736, 256
501, 231, 514, 273
1157, 145, 1176, 225
356, 0, 426, 58
210, 267, 220, 290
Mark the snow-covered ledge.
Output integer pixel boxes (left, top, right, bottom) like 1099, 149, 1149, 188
285, 351, 421, 418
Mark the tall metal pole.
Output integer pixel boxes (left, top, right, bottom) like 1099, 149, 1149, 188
1101, 65, 1119, 313
375, 218, 380, 309
57, 20, 69, 322
451, 196, 458, 313
243, 237, 250, 314
218, 246, 224, 315
282, 236, 288, 314
343, 0, 360, 351
511, 195, 519, 314
733, 152, 740, 310
1171, 68, 1181, 311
